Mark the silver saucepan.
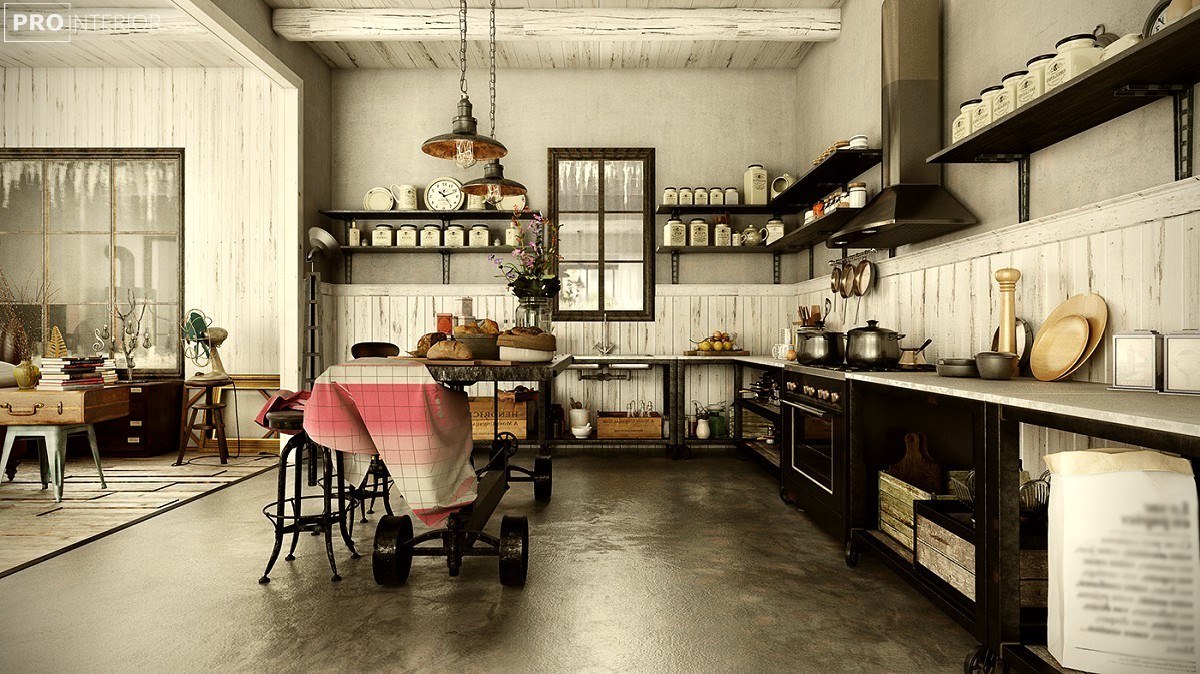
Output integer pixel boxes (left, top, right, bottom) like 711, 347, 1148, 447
846, 320, 905, 368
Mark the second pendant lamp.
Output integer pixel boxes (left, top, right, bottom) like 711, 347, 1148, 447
421, 0, 506, 170
463, 0, 527, 204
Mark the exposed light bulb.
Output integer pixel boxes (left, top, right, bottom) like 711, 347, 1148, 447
454, 139, 477, 169
486, 183, 502, 204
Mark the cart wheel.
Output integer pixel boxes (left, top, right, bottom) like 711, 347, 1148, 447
963, 645, 996, 674
498, 515, 528, 587
533, 456, 552, 502
845, 539, 861, 568
779, 485, 797, 507
372, 514, 413, 586
492, 431, 519, 459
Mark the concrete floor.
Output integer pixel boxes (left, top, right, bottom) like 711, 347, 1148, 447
0, 454, 974, 672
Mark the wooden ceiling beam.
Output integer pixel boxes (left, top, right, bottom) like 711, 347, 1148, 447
272, 7, 840, 43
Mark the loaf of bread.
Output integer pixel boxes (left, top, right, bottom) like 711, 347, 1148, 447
480, 318, 500, 335
426, 339, 473, 360
497, 331, 556, 352
410, 332, 447, 357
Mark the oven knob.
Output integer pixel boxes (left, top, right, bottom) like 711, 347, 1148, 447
830, 392, 840, 404
786, 382, 797, 391
817, 389, 830, 400
803, 385, 815, 396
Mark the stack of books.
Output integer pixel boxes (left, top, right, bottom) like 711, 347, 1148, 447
38, 356, 108, 391
99, 358, 118, 385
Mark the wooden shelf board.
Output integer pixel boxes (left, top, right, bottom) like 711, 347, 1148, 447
770, 148, 883, 208
655, 246, 774, 254
654, 204, 792, 216
738, 439, 781, 470
320, 209, 539, 221
735, 397, 781, 421
766, 206, 861, 252
929, 13, 1200, 163
339, 246, 514, 254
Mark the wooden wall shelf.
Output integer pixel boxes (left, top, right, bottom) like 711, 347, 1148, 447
929, 12, 1200, 164
770, 148, 882, 208
340, 246, 513, 254
320, 209, 540, 221
655, 245, 773, 254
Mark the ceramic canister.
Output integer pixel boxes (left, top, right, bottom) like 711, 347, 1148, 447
1017, 54, 1055, 106
694, 187, 709, 206
689, 218, 710, 246
992, 70, 1026, 120
724, 188, 740, 205
744, 165, 768, 205
420, 224, 441, 247
445, 224, 465, 247
663, 218, 687, 247
372, 224, 394, 246
397, 224, 418, 247
709, 188, 724, 206
469, 224, 490, 247
714, 222, 732, 246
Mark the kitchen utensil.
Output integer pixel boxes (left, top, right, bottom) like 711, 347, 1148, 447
853, 259, 875, 296
898, 339, 932, 369
363, 187, 394, 211
1030, 314, 1090, 381
975, 351, 1019, 380
1037, 293, 1108, 379
991, 318, 1034, 372
571, 424, 593, 439
1019, 475, 1050, 515
886, 432, 942, 494
810, 305, 822, 324
995, 269, 1022, 355
846, 320, 905, 368
949, 470, 975, 508
794, 327, 845, 365
839, 265, 856, 299
936, 358, 979, 378
830, 268, 842, 294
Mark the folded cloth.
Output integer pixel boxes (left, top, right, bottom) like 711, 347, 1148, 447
303, 358, 476, 526
255, 390, 310, 434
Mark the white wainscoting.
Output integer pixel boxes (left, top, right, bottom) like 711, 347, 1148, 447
319, 283, 797, 414
0, 67, 285, 375
796, 177, 1200, 468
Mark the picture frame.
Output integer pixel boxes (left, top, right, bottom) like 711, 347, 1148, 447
209, 374, 282, 452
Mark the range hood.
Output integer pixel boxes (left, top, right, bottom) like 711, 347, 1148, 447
827, 0, 975, 249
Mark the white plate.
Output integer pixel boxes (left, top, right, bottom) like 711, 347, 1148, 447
363, 187, 394, 211
498, 194, 527, 212
499, 346, 554, 362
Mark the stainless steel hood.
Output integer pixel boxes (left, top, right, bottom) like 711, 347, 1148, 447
827, 0, 975, 249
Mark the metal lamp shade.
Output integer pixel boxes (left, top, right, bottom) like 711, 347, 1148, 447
462, 159, 527, 197
421, 97, 507, 163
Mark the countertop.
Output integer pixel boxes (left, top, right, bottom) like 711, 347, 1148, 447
848, 371, 1200, 439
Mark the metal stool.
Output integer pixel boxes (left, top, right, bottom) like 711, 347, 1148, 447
258, 410, 358, 583
350, 454, 395, 526
175, 377, 233, 465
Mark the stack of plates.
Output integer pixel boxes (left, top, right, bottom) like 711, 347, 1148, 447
1029, 294, 1108, 381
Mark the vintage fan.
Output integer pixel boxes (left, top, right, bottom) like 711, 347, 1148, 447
181, 309, 229, 382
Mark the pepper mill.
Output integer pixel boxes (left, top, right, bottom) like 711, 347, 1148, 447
995, 268, 1021, 355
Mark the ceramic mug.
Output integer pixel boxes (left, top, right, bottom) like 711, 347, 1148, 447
770, 174, 797, 200
568, 408, 590, 428
391, 184, 418, 210
466, 193, 487, 210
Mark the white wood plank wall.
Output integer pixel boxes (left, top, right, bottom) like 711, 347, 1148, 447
795, 177, 1200, 471
0, 67, 283, 374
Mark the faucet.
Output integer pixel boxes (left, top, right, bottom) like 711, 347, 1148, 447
593, 313, 617, 355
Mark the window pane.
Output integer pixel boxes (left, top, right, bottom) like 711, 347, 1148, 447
45, 304, 111, 358
604, 160, 644, 211
557, 160, 599, 211
558, 214, 599, 261
604, 214, 644, 262
0, 233, 45, 298
115, 234, 179, 303
48, 234, 110, 303
560, 262, 599, 311
115, 160, 179, 233
138, 304, 180, 370
47, 160, 111, 233
0, 160, 43, 233
604, 263, 643, 311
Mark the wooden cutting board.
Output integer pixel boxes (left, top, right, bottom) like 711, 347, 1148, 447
1034, 293, 1107, 379
1030, 314, 1090, 382
387, 357, 517, 366
683, 350, 750, 356
885, 432, 942, 495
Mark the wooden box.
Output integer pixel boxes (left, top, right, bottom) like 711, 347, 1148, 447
0, 386, 129, 425
596, 412, 663, 439
878, 471, 935, 551
469, 397, 531, 440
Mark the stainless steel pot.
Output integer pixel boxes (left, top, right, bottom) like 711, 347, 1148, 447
794, 327, 845, 365
846, 320, 906, 368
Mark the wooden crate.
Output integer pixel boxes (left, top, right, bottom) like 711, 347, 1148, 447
468, 397, 531, 440
596, 412, 663, 439
0, 386, 129, 425
878, 471, 936, 551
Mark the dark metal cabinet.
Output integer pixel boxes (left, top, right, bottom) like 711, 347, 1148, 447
95, 381, 183, 457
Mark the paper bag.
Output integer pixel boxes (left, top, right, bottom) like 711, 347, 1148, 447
1046, 450, 1200, 674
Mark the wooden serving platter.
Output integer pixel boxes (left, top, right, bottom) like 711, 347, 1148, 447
683, 350, 750, 356
387, 357, 518, 366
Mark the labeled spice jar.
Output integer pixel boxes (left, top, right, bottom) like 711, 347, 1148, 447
678, 187, 694, 206
973, 85, 1003, 130
1017, 54, 1055, 106
1045, 34, 1103, 91
848, 182, 868, 209
662, 187, 678, 206
372, 224, 394, 247
992, 70, 1026, 120
469, 224, 490, 247
689, 218, 710, 246
744, 164, 768, 205
764, 218, 785, 244
714, 221, 732, 246
444, 224, 465, 248
724, 187, 740, 205
663, 218, 687, 247
397, 224, 418, 247
694, 187, 710, 206
420, 224, 441, 247
709, 188, 724, 206
953, 99, 981, 142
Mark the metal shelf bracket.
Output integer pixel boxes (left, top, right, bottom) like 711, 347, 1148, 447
670, 250, 680, 284
1115, 83, 1193, 179
441, 252, 450, 285
976, 153, 1030, 223
772, 252, 782, 285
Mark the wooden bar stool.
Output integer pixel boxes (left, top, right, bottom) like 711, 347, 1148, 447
175, 376, 233, 465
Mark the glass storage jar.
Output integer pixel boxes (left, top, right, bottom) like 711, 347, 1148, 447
694, 187, 709, 205
1017, 53, 1055, 106
514, 296, 552, 332
678, 187, 694, 206
1045, 34, 1103, 91
469, 224, 490, 247
372, 224, 394, 247
444, 224, 465, 248
689, 218, 710, 246
992, 70, 1026, 120
397, 224, 418, 247
953, 99, 981, 142
420, 224, 441, 247
972, 85, 1002, 130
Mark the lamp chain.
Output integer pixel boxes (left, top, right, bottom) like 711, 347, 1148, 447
458, 0, 468, 99
489, 0, 497, 139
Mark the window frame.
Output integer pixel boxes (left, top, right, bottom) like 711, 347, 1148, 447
548, 147, 655, 322
0, 147, 185, 377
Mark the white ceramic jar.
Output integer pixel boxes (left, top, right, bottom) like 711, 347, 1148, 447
689, 218, 710, 246
848, 182, 868, 209
505, 222, 521, 247
663, 218, 687, 247
764, 218, 785, 244
372, 224, 394, 247
744, 164, 768, 205
444, 224, 465, 248
420, 224, 441, 247
466, 193, 487, 211
1045, 34, 1103, 91
662, 187, 678, 206
397, 224, 418, 247
972, 86, 1002, 130
992, 70, 1026, 120
952, 99, 980, 142
694, 187, 709, 206
469, 224, 489, 247
709, 188, 724, 206
724, 188, 740, 205
678, 187, 694, 206
1017, 53, 1055, 106
714, 222, 732, 246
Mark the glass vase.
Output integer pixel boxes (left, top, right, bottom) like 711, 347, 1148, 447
515, 296, 552, 332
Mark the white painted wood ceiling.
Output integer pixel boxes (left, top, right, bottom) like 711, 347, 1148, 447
266, 0, 842, 69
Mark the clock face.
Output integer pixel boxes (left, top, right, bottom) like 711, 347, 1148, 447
424, 177, 464, 211
1145, 0, 1172, 37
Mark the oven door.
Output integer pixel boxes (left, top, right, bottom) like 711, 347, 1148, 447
782, 397, 846, 528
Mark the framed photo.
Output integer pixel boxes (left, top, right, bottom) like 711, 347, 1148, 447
209, 374, 282, 452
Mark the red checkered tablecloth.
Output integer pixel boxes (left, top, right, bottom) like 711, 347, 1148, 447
303, 358, 476, 526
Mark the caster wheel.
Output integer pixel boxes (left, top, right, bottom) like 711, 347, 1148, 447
498, 515, 528, 587
533, 456, 552, 502
779, 486, 797, 507
372, 514, 413, 586
845, 539, 861, 568
963, 645, 996, 674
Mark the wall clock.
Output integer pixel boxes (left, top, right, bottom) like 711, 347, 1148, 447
1144, 0, 1174, 37
424, 177, 464, 211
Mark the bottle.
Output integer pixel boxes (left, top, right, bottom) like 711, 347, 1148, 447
744, 164, 768, 205
347, 221, 362, 246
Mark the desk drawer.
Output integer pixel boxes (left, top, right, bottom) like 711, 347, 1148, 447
0, 387, 129, 425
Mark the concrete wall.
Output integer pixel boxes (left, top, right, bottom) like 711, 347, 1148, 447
795, 0, 1192, 271
331, 68, 802, 285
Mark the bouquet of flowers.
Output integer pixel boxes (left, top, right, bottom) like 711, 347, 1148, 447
490, 211, 562, 298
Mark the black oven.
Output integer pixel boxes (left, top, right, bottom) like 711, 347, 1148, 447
781, 366, 849, 538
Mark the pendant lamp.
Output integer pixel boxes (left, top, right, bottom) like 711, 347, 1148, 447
463, 0, 527, 202
421, 0, 506, 169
